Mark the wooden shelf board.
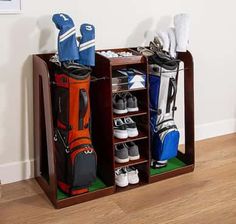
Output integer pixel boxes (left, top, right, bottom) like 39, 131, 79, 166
110, 56, 145, 66
115, 180, 147, 193
114, 131, 148, 145
149, 164, 194, 184
56, 186, 115, 209
115, 156, 148, 169
112, 87, 147, 94
113, 110, 147, 119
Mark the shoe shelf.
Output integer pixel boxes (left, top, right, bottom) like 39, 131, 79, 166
113, 130, 148, 145
113, 110, 147, 119
33, 49, 194, 209
92, 48, 151, 193
112, 87, 147, 94
97, 48, 146, 66
115, 180, 147, 193
115, 156, 148, 169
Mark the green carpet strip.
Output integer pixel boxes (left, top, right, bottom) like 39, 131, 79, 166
150, 157, 186, 176
57, 158, 186, 199
57, 177, 107, 200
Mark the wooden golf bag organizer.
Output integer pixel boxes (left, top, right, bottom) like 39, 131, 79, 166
33, 50, 195, 209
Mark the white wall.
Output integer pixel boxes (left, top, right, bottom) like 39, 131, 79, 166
1, 0, 236, 184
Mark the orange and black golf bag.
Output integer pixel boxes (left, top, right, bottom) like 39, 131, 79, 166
52, 64, 97, 195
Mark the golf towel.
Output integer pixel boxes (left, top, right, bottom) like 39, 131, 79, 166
79, 24, 95, 66
52, 13, 79, 62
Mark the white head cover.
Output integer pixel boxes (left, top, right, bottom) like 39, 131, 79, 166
174, 13, 191, 52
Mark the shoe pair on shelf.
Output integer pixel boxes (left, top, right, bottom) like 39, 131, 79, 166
113, 92, 139, 115
115, 167, 139, 187
114, 117, 139, 139
115, 142, 140, 163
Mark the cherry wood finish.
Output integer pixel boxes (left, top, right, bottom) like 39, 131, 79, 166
113, 110, 147, 119
32, 49, 194, 209
178, 51, 195, 165
115, 157, 148, 169
91, 50, 151, 189
113, 131, 148, 144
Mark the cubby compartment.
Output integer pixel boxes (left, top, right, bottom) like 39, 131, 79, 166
33, 54, 115, 209
115, 163, 149, 193
114, 138, 149, 169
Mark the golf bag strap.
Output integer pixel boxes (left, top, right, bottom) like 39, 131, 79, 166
157, 70, 177, 117
166, 78, 177, 113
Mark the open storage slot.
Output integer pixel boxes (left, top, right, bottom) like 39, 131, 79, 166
149, 51, 195, 183
33, 54, 114, 209
115, 163, 149, 193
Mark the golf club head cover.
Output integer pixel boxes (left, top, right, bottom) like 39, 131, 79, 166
79, 24, 95, 66
167, 28, 177, 58
52, 13, 79, 62
156, 31, 170, 53
174, 13, 191, 52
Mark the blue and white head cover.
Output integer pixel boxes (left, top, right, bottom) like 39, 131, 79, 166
79, 24, 95, 66
52, 13, 79, 62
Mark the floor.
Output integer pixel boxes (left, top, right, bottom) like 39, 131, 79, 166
1, 134, 236, 224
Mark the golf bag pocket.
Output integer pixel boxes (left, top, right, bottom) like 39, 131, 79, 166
67, 145, 97, 193
152, 117, 180, 161
55, 86, 69, 129
55, 129, 97, 195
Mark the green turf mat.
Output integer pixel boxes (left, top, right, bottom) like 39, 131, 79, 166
57, 177, 107, 200
150, 157, 186, 176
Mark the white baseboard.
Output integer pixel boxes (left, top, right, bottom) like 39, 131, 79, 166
0, 159, 34, 184
1, 119, 236, 184
179, 118, 236, 144
195, 118, 236, 140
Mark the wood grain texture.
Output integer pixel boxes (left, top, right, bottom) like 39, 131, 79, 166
1, 133, 236, 224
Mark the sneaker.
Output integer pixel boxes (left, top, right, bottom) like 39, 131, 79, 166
126, 167, 139, 184
125, 142, 140, 161
123, 117, 139, 137
115, 168, 128, 187
122, 93, 139, 112
114, 118, 128, 139
115, 144, 129, 163
151, 159, 168, 169
113, 94, 127, 114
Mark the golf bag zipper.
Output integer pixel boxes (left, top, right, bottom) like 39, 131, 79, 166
70, 144, 94, 155
54, 129, 92, 153
54, 128, 70, 152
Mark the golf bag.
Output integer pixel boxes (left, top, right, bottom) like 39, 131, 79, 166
149, 65, 180, 162
53, 64, 97, 195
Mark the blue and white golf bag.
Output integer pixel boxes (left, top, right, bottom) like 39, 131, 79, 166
149, 65, 180, 167
52, 13, 79, 62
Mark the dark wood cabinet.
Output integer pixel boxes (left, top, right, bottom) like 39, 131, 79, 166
33, 49, 194, 209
